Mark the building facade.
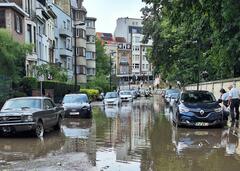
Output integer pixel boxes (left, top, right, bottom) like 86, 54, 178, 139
85, 17, 96, 81
71, 0, 87, 85
114, 17, 153, 83
51, 1, 73, 81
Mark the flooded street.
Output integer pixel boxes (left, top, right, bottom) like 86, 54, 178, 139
1, 96, 240, 171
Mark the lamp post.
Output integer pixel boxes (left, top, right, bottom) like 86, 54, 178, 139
74, 22, 85, 92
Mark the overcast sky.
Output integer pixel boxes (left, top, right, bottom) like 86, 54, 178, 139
84, 0, 145, 33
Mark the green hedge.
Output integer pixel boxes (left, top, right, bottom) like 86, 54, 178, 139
80, 88, 100, 101
39, 80, 80, 103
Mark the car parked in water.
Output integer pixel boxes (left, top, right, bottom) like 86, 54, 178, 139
119, 90, 133, 102
0, 97, 64, 138
62, 94, 92, 118
103, 92, 121, 106
164, 89, 181, 104
172, 90, 228, 128
169, 93, 180, 109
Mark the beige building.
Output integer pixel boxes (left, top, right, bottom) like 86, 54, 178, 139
0, 2, 28, 43
86, 17, 97, 81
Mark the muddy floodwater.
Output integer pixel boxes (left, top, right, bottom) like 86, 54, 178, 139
1, 96, 240, 171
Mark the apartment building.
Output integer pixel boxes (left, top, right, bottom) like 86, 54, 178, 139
51, 0, 73, 81
85, 17, 96, 81
114, 17, 153, 82
71, 0, 87, 85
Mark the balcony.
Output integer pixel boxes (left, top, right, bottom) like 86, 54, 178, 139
59, 28, 72, 37
59, 48, 72, 57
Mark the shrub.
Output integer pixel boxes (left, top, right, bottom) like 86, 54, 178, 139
80, 89, 100, 101
20, 77, 38, 96
40, 80, 80, 103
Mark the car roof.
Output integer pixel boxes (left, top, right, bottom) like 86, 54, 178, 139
8, 96, 50, 100
64, 93, 87, 96
183, 90, 210, 93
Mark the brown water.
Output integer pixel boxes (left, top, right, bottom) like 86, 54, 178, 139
0, 96, 240, 171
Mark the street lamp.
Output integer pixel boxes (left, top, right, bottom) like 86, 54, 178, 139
74, 22, 85, 92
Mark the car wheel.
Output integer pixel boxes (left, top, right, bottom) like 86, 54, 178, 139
54, 116, 62, 130
34, 121, 44, 138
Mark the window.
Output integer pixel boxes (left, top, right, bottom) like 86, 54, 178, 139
142, 64, 145, 69
67, 58, 71, 70
87, 68, 95, 75
135, 64, 139, 69
86, 52, 95, 59
67, 20, 70, 30
27, 24, 32, 43
0, 10, 5, 28
77, 65, 86, 74
86, 35, 95, 43
66, 38, 71, 50
44, 99, 54, 109
14, 13, 22, 33
76, 47, 86, 56
76, 28, 86, 39
63, 21, 66, 29
146, 64, 149, 69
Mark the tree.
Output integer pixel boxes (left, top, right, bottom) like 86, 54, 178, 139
87, 38, 111, 92
0, 29, 32, 81
35, 63, 68, 82
142, 0, 240, 85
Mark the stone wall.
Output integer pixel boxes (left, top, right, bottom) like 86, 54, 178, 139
185, 78, 240, 99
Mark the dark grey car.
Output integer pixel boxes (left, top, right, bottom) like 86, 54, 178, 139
0, 97, 64, 138
62, 94, 92, 118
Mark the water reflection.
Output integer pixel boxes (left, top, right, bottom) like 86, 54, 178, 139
1, 96, 240, 171
0, 131, 65, 162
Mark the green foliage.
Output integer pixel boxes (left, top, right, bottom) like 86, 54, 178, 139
40, 81, 79, 103
0, 29, 32, 81
88, 38, 113, 92
80, 88, 100, 101
35, 64, 68, 82
18, 77, 38, 96
142, 0, 240, 85
96, 39, 111, 76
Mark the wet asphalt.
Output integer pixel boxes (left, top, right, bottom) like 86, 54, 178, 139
0, 95, 240, 171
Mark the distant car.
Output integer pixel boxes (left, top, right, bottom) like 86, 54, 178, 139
169, 93, 180, 108
130, 89, 138, 99
164, 89, 180, 104
119, 90, 133, 102
103, 92, 121, 106
62, 94, 92, 118
0, 97, 64, 138
172, 90, 228, 127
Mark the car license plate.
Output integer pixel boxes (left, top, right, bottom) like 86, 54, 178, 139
195, 122, 209, 126
70, 112, 79, 115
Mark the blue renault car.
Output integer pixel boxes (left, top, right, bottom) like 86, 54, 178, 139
172, 90, 228, 127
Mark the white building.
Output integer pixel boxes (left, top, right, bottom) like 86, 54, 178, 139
114, 17, 153, 82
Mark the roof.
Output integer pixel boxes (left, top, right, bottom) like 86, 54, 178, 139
0, 3, 29, 17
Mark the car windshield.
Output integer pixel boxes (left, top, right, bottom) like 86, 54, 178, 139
120, 91, 131, 95
1, 99, 41, 111
63, 95, 88, 103
181, 92, 216, 103
166, 89, 180, 95
171, 93, 179, 99
105, 92, 118, 99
